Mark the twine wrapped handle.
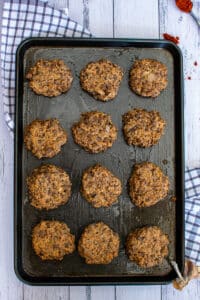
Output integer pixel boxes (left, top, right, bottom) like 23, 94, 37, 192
171, 260, 200, 290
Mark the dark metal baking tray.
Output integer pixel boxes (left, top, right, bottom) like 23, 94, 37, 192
15, 38, 185, 285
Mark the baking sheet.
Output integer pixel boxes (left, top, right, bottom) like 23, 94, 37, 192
15, 38, 184, 284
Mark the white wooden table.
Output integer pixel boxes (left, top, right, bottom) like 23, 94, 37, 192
1, 0, 200, 299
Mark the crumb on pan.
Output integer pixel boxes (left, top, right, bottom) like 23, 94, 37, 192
171, 196, 176, 202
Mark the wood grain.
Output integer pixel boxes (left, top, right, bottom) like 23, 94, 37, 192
159, 0, 200, 167
70, 286, 88, 300
184, 81, 200, 167
0, 109, 23, 300
116, 286, 161, 300
23, 287, 70, 300
87, 0, 113, 37
162, 279, 200, 300
91, 287, 115, 300
114, 0, 159, 38
68, 0, 83, 28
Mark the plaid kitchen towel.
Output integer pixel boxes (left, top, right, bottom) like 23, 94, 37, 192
1, 0, 200, 267
185, 168, 200, 263
0, 0, 91, 132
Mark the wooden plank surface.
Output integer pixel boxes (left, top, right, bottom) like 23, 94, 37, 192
114, 0, 159, 38
116, 285, 161, 300
0, 123, 23, 299
162, 278, 200, 300
88, 0, 113, 37
159, 0, 200, 167
68, 0, 83, 27
0, 0, 200, 299
91, 286, 115, 300
23, 287, 70, 300
70, 286, 88, 300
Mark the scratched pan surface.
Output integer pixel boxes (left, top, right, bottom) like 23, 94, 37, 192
15, 38, 184, 285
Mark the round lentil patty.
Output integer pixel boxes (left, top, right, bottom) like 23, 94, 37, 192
27, 164, 72, 210
24, 119, 67, 159
122, 108, 166, 148
80, 59, 123, 101
81, 164, 122, 208
129, 58, 168, 98
78, 222, 120, 264
26, 59, 73, 97
72, 111, 117, 153
126, 226, 169, 268
32, 220, 75, 260
129, 162, 169, 207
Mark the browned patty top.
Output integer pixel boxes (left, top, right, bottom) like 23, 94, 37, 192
72, 111, 117, 153
32, 220, 75, 260
81, 164, 122, 208
26, 59, 73, 97
78, 222, 120, 264
80, 59, 123, 101
122, 108, 166, 147
24, 119, 67, 159
129, 59, 168, 98
129, 162, 169, 207
27, 164, 72, 210
126, 226, 169, 268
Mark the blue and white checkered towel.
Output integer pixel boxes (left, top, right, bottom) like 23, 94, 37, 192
0, 0, 91, 132
185, 168, 200, 263
1, 0, 200, 267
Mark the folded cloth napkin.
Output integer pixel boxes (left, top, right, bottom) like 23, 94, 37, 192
0, 0, 91, 132
1, 0, 200, 270
185, 168, 200, 263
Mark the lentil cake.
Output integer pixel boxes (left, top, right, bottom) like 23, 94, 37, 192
26, 59, 73, 97
32, 220, 75, 260
80, 59, 123, 101
72, 111, 117, 153
27, 164, 72, 210
81, 164, 122, 208
129, 162, 169, 207
129, 58, 168, 98
122, 108, 166, 147
24, 119, 67, 159
78, 222, 120, 264
126, 226, 169, 268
